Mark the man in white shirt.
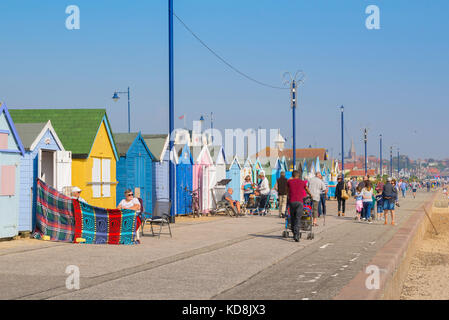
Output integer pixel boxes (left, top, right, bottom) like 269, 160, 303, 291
307, 173, 326, 226
71, 187, 87, 203
256, 171, 270, 215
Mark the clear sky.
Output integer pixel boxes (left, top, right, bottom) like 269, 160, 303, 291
1, 0, 448, 159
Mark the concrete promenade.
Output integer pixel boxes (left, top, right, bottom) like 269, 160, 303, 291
0, 190, 435, 300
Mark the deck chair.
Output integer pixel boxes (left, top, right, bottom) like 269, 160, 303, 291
210, 188, 238, 217
141, 199, 172, 238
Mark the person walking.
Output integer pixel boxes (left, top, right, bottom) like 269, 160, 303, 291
361, 181, 374, 223
307, 172, 326, 227
336, 175, 348, 217
411, 181, 418, 199
400, 180, 407, 198
382, 178, 396, 225
287, 170, 311, 242
350, 177, 357, 196
354, 184, 363, 221
274, 171, 288, 218
318, 174, 328, 219
256, 171, 270, 216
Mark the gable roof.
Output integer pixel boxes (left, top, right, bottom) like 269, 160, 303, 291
208, 145, 226, 164
113, 132, 154, 159
255, 147, 328, 161
226, 156, 242, 171
143, 134, 169, 161
0, 102, 26, 155
9, 108, 117, 159
15, 120, 65, 151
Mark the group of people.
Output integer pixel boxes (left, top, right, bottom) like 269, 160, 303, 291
335, 175, 425, 225
222, 171, 271, 215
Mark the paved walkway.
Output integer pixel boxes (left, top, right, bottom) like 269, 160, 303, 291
0, 190, 434, 300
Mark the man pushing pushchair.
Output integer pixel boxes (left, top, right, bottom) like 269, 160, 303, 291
286, 170, 313, 242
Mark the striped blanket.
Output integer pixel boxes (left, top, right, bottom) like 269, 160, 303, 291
34, 179, 141, 245
73, 200, 141, 245
34, 179, 75, 242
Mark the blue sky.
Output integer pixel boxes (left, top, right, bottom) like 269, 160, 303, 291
0, 0, 448, 159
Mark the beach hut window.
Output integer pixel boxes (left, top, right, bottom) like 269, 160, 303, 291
0, 165, 16, 196
92, 157, 101, 198
102, 158, 111, 197
0, 132, 8, 149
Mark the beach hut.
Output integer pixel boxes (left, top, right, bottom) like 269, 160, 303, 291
191, 145, 214, 212
114, 132, 154, 213
0, 102, 25, 239
239, 157, 253, 201
226, 156, 242, 201
143, 134, 170, 211
174, 143, 193, 215
15, 120, 71, 232
270, 157, 282, 188
251, 157, 263, 184
209, 146, 227, 183
10, 109, 119, 208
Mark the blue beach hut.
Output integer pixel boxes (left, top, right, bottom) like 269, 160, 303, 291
0, 102, 25, 239
15, 120, 70, 232
271, 157, 282, 188
174, 143, 193, 215
143, 134, 170, 213
114, 132, 154, 213
226, 156, 242, 201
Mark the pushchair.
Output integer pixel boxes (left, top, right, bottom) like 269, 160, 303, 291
282, 196, 314, 240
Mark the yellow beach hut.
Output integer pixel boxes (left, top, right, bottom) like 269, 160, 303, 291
10, 109, 119, 208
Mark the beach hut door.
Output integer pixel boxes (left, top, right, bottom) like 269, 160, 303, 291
202, 166, 209, 211
56, 151, 72, 192
208, 166, 216, 209
38, 149, 56, 187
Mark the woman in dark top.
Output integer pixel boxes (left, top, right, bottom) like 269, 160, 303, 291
335, 176, 348, 217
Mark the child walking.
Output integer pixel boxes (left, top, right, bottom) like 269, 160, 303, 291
376, 190, 384, 221
354, 185, 363, 221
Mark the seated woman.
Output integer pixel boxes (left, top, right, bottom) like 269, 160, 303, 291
117, 189, 142, 242
241, 175, 254, 203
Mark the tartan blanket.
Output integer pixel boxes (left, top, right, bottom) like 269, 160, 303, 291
73, 200, 142, 245
34, 179, 141, 245
34, 179, 75, 242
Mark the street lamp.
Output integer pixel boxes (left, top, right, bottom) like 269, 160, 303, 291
112, 87, 131, 133
379, 134, 383, 177
283, 71, 306, 170
340, 105, 344, 174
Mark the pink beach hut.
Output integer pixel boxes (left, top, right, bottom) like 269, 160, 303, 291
191, 145, 214, 213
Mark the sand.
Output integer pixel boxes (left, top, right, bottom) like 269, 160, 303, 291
400, 206, 449, 300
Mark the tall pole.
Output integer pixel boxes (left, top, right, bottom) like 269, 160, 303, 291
341, 106, 344, 174
127, 86, 130, 133
168, 0, 175, 223
379, 134, 383, 177
210, 112, 214, 144
390, 146, 393, 177
292, 80, 297, 169
397, 148, 400, 178
364, 128, 368, 176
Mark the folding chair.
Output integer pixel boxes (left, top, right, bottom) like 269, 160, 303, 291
141, 199, 173, 238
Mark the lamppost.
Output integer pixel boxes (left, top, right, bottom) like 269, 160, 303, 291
341, 106, 344, 174
397, 147, 400, 178
379, 134, 383, 177
363, 128, 368, 176
283, 71, 306, 170
390, 146, 393, 177
112, 87, 131, 133
168, 0, 175, 223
